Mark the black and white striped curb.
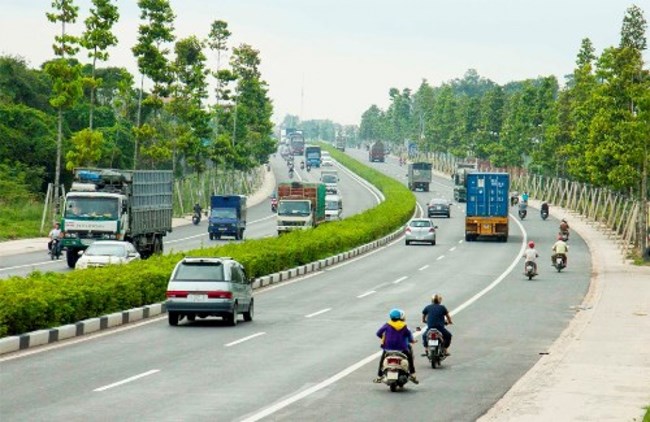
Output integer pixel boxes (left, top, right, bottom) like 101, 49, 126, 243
0, 226, 405, 356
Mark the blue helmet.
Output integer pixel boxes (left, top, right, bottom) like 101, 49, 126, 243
389, 308, 404, 320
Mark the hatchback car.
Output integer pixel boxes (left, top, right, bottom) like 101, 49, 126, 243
428, 198, 451, 218
75, 240, 140, 269
165, 257, 253, 326
405, 218, 437, 245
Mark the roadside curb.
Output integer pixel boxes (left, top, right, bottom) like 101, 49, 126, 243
0, 211, 406, 357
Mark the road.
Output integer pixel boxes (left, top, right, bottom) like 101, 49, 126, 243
0, 154, 378, 279
0, 148, 591, 421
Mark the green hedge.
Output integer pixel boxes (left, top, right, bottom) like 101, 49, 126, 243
0, 147, 414, 337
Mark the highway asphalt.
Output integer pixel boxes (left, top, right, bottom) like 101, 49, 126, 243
0, 149, 593, 421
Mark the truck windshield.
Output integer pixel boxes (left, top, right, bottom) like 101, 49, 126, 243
322, 175, 337, 183
326, 200, 339, 210
278, 201, 311, 216
64, 197, 119, 219
211, 208, 237, 219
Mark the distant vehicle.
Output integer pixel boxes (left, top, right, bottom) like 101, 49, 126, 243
465, 172, 509, 242
61, 168, 173, 268
208, 195, 247, 240
320, 170, 339, 194
453, 162, 477, 202
405, 218, 437, 245
369, 141, 385, 162
289, 131, 305, 156
165, 257, 253, 326
321, 158, 335, 167
276, 182, 327, 235
325, 194, 343, 221
75, 240, 140, 269
407, 162, 432, 191
428, 198, 451, 218
305, 145, 322, 168
335, 136, 346, 151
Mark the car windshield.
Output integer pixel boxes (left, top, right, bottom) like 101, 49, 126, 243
85, 244, 127, 257
278, 201, 311, 216
64, 197, 119, 219
322, 175, 337, 183
410, 220, 431, 228
211, 208, 237, 219
174, 262, 225, 281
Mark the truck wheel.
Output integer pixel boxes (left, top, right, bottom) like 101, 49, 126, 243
168, 312, 179, 326
465, 234, 472, 242
66, 249, 80, 268
239, 229, 244, 240
209, 233, 214, 240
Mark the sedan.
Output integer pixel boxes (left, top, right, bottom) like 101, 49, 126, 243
428, 198, 451, 218
405, 218, 437, 245
75, 240, 140, 269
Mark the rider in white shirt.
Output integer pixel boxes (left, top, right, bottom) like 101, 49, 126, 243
48, 222, 61, 252
523, 240, 539, 274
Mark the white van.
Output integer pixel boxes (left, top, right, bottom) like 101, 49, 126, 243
325, 194, 343, 221
321, 170, 339, 194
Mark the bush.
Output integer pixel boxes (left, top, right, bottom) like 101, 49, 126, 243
0, 149, 415, 337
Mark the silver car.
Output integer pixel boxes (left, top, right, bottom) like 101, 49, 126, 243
165, 257, 254, 326
405, 218, 437, 246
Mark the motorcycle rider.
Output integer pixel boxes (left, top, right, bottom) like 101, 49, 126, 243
374, 308, 418, 384
300, 161, 305, 170
523, 240, 539, 275
551, 235, 569, 267
518, 199, 528, 217
510, 191, 519, 207
559, 219, 570, 238
540, 201, 549, 217
421, 294, 453, 357
521, 191, 529, 204
47, 222, 62, 254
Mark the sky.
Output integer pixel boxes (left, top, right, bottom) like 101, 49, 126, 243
1, 0, 648, 126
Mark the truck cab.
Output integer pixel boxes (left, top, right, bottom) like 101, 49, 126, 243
276, 182, 326, 235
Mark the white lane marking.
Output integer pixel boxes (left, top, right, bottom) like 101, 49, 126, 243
393, 276, 408, 284
449, 247, 457, 252
225, 332, 266, 347
437, 255, 445, 261
240, 353, 380, 422
305, 308, 332, 318
356, 290, 376, 299
458, 239, 464, 244
1, 260, 59, 272
93, 369, 160, 392
242, 216, 528, 421
418, 264, 429, 271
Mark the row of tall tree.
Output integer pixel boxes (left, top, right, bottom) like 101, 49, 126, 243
0, 0, 276, 205
359, 5, 648, 194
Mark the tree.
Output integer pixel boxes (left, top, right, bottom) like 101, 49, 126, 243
359, 105, 384, 142
206, 20, 231, 143
620, 4, 647, 51
46, 0, 81, 212
131, 0, 176, 168
65, 128, 103, 169
81, 0, 119, 130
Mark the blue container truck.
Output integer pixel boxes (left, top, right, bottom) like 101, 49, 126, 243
208, 195, 247, 240
465, 172, 510, 242
305, 145, 322, 168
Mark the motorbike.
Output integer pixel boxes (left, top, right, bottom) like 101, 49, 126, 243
424, 328, 447, 368
553, 254, 566, 272
524, 261, 537, 280
306, 164, 311, 172
288, 169, 294, 179
300, 162, 305, 170
541, 209, 549, 220
518, 208, 527, 220
192, 211, 201, 225
560, 230, 569, 242
271, 198, 278, 213
49, 238, 62, 260
380, 351, 413, 392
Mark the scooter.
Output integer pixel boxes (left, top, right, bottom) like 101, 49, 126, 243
541, 210, 549, 220
380, 351, 413, 392
306, 164, 311, 172
300, 161, 305, 170
192, 212, 201, 225
524, 261, 537, 280
553, 254, 566, 272
424, 328, 447, 368
271, 198, 278, 213
518, 208, 527, 220
49, 238, 62, 260
560, 230, 569, 242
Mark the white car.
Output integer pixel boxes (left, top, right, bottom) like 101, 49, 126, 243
75, 240, 141, 269
321, 158, 335, 167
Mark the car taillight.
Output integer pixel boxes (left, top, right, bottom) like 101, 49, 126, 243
166, 290, 188, 298
386, 357, 402, 365
207, 290, 233, 299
